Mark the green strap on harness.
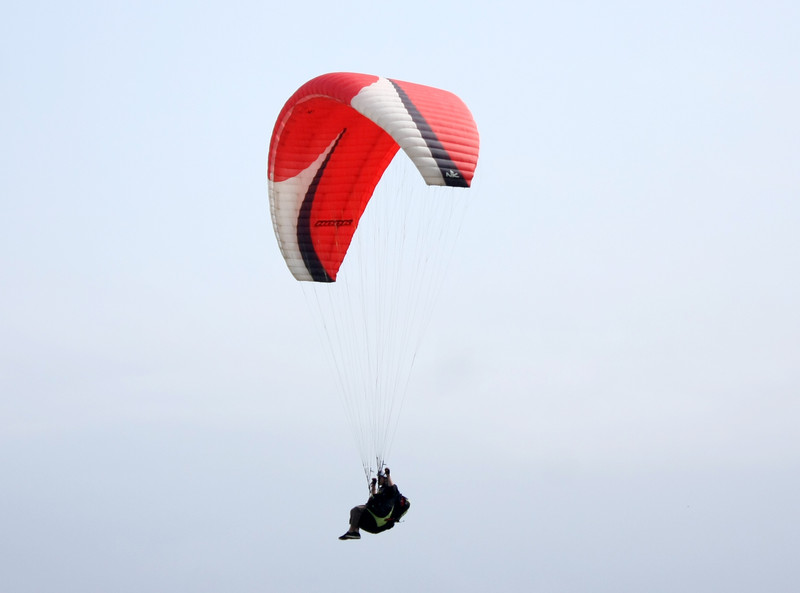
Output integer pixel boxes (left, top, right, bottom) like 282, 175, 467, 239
366, 504, 394, 527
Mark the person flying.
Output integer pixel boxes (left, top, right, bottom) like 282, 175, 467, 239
339, 468, 410, 540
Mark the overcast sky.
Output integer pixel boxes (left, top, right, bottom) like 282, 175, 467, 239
2, 1, 799, 592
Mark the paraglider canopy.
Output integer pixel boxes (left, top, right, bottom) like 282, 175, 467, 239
268, 72, 480, 282
267, 72, 480, 482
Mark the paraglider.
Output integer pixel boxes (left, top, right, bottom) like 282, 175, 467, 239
267, 73, 479, 527
268, 72, 479, 282
339, 467, 409, 540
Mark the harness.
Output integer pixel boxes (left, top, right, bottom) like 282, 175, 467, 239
366, 504, 395, 527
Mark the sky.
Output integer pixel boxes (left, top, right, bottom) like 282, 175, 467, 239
2, 0, 799, 591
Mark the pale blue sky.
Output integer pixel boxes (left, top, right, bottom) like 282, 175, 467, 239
2, 1, 799, 591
